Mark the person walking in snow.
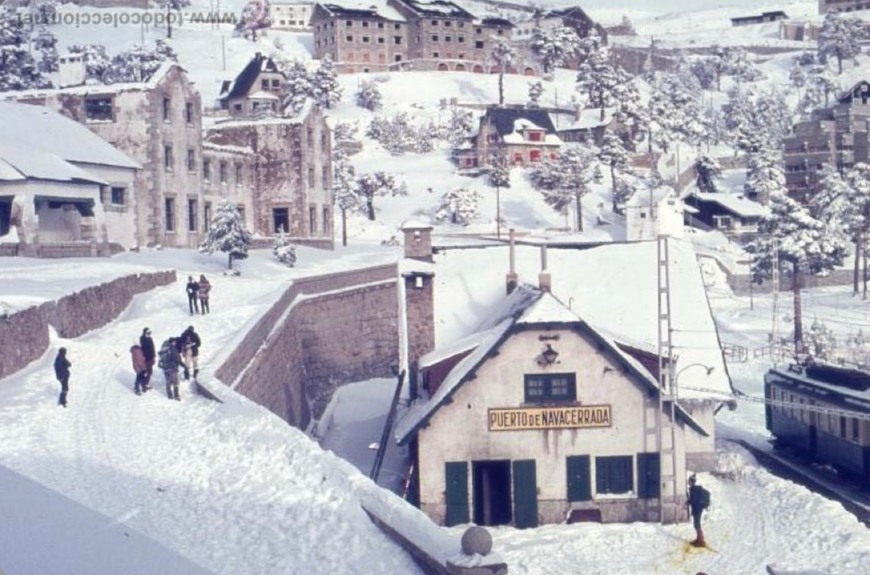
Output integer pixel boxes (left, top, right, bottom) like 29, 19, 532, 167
186, 275, 200, 315
687, 474, 710, 547
158, 337, 183, 401
53, 347, 71, 407
178, 325, 202, 381
198, 274, 211, 314
139, 327, 155, 388
130, 344, 149, 395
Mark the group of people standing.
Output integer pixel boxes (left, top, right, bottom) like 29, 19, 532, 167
186, 275, 211, 315
129, 325, 201, 400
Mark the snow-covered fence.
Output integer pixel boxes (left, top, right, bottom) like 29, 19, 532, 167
0, 270, 176, 381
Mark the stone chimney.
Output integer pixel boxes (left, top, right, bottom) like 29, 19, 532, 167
401, 220, 434, 262
538, 244, 551, 292
506, 228, 518, 294
58, 53, 86, 88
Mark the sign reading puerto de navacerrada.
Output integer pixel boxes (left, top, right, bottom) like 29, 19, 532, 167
488, 405, 612, 431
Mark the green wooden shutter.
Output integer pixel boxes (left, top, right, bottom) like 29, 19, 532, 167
445, 461, 469, 526
637, 452, 660, 499
566, 455, 591, 501
512, 459, 538, 529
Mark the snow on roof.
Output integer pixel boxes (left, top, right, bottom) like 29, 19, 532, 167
0, 101, 140, 171
248, 90, 280, 100
690, 192, 769, 217
767, 365, 870, 404
320, 0, 406, 21
560, 107, 617, 130
0, 158, 26, 181
502, 119, 563, 146
9, 61, 184, 99
0, 146, 107, 185
402, 0, 474, 19
202, 142, 256, 155
400, 219, 433, 230
515, 290, 582, 324
626, 186, 677, 208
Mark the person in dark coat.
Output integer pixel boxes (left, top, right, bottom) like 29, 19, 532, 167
186, 276, 200, 315
139, 327, 155, 389
687, 474, 707, 547
53, 347, 71, 407
159, 337, 183, 401
198, 274, 211, 314
130, 344, 148, 395
178, 325, 202, 380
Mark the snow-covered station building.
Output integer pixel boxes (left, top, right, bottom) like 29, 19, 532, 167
395, 230, 733, 528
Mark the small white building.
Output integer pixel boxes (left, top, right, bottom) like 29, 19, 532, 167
625, 186, 684, 242
269, 0, 314, 29
0, 102, 140, 255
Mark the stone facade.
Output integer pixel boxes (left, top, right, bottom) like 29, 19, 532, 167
0, 270, 176, 382
205, 106, 333, 242
311, 3, 409, 73
201, 143, 258, 233
215, 265, 400, 429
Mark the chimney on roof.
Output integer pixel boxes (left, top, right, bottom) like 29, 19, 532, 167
574, 104, 582, 122
506, 228, 518, 294
539, 244, 551, 293
58, 53, 86, 88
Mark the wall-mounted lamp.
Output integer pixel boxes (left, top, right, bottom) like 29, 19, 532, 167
538, 344, 559, 366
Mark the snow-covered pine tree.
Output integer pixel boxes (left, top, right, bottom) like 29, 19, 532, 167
807, 318, 837, 361
0, 7, 52, 91
745, 190, 847, 352
744, 143, 786, 204
597, 132, 631, 211
538, 144, 601, 232
272, 227, 297, 267
576, 44, 628, 120
529, 24, 581, 75
488, 37, 516, 106
67, 44, 111, 83
356, 79, 382, 111
32, 25, 58, 73
818, 11, 866, 75
356, 171, 406, 221
199, 200, 253, 270
280, 58, 313, 115
527, 80, 544, 109
812, 163, 870, 296
728, 47, 765, 85
489, 151, 511, 189
693, 154, 722, 194
434, 187, 481, 225
30, 0, 58, 25
312, 55, 342, 109
332, 146, 358, 246
105, 40, 177, 84
445, 106, 475, 148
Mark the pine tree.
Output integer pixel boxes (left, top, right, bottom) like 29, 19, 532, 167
32, 25, 58, 73
818, 11, 865, 75
272, 227, 297, 267
357, 79, 382, 111
693, 154, 722, 194
312, 55, 342, 109
536, 145, 601, 232
746, 191, 847, 352
332, 146, 358, 246
105, 40, 177, 84
489, 150, 511, 237
199, 200, 253, 270
152, 0, 191, 39
435, 187, 481, 225
744, 144, 786, 204
529, 24, 581, 74
576, 44, 632, 121
488, 37, 516, 106
0, 7, 52, 91
598, 133, 631, 211
527, 80, 544, 109
356, 171, 406, 221
812, 163, 870, 296
280, 59, 313, 115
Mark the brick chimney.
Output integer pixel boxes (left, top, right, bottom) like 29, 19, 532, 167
538, 244, 551, 292
506, 228, 518, 294
401, 220, 435, 397
401, 220, 434, 262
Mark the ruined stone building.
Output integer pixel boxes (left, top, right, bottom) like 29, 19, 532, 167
783, 80, 870, 203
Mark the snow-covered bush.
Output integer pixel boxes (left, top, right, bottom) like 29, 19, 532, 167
356, 79, 382, 111
365, 112, 433, 155
434, 187, 481, 225
272, 228, 297, 267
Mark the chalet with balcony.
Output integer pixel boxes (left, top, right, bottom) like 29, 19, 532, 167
218, 52, 287, 117
460, 107, 561, 169
683, 192, 768, 237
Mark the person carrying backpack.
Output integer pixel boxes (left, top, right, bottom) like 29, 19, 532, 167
130, 344, 149, 395
158, 337, 183, 401
687, 473, 710, 547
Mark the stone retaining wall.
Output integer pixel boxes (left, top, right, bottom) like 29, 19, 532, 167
727, 268, 856, 296
215, 264, 400, 430
0, 270, 176, 381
